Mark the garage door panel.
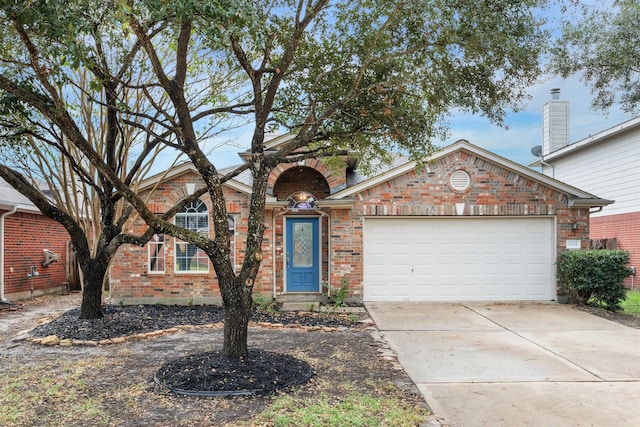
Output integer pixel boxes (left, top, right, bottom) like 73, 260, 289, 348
364, 218, 554, 302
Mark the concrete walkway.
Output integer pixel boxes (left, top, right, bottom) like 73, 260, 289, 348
366, 302, 640, 427
0, 293, 82, 348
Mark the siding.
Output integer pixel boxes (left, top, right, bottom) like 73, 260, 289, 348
542, 99, 569, 155
546, 133, 640, 217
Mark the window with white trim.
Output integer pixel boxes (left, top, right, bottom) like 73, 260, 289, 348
175, 199, 209, 272
148, 233, 165, 273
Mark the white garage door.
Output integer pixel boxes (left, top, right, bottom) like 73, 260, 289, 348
363, 217, 555, 302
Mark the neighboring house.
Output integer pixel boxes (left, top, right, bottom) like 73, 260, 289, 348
530, 89, 640, 287
0, 178, 73, 302
109, 137, 611, 304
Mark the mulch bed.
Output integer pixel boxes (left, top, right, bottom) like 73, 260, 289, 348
28, 303, 365, 396
29, 304, 363, 341
154, 349, 314, 396
22, 298, 640, 401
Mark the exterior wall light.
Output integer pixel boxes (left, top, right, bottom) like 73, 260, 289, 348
287, 191, 316, 209
570, 222, 578, 231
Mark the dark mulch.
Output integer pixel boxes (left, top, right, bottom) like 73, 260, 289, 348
29, 304, 364, 341
28, 303, 365, 396
576, 305, 640, 329
154, 349, 314, 396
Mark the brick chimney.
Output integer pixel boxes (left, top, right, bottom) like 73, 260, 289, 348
542, 88, 569, 156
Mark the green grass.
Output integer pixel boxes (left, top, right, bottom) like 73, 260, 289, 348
621, 289, 640, 316
257, 386, 428, 427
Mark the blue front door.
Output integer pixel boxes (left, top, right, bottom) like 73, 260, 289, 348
286, 218, 320, 292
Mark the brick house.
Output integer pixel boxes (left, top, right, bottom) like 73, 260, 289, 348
530, 89, 640, 287
0, 178, 72, 302
108, 138, 611, 304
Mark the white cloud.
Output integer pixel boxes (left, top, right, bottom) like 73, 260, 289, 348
442, 76, 636, 167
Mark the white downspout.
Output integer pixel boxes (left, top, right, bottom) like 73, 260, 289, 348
1, 204, 18, 302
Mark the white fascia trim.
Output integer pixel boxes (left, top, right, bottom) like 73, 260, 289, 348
264, 133, 296, 150
0, 201, 42, 215
139, 162, 196, 190
220, 178, 254, 195
568, 198, 615, 208
461, 142, 602, 200
543, 116, 640, 162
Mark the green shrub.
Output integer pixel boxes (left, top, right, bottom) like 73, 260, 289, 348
324, 277, 350, 310
254, 292, 278, 313
557, 250, 632, 311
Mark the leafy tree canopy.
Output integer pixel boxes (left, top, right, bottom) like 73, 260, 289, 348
0, 0, 552, 353
551, 0, 640, 114
0, 0, 551, 170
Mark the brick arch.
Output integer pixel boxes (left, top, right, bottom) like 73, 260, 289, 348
143, 172, 211, 213
272, 166, 331, 200
268, 159, 346, 197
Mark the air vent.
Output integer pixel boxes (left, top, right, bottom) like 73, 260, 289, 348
450, 170, 471, 192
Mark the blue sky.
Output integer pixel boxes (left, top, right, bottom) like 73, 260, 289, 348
444, 76, 636, 168
444, 0, 634, 168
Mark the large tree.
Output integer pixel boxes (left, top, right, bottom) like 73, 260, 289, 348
0, 0, 550, 358
0, 1, 190, 318
551, 0, 640, 113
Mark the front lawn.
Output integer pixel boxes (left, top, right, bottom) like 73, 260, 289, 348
1, 300, 430, 427
621, 289, 640, 316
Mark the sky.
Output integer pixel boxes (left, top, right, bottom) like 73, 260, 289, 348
182, 78, 636, 174
443, 0, 634, 168
443, 77, 636, 168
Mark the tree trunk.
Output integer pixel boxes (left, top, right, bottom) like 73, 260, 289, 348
222, 276, 253, 359
79, 261, 109, 319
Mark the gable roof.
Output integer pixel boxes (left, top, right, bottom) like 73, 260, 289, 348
328, 140, 612, 208
138, 139, 612, 209
529, 115, 640, 166
138, 162, 257, 197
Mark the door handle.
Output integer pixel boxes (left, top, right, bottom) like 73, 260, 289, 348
286, 252, 290, 267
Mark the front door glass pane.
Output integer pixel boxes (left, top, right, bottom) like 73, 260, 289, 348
293, 223, 313, 267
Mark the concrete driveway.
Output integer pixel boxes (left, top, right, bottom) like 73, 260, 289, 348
366, 302, 640, 427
